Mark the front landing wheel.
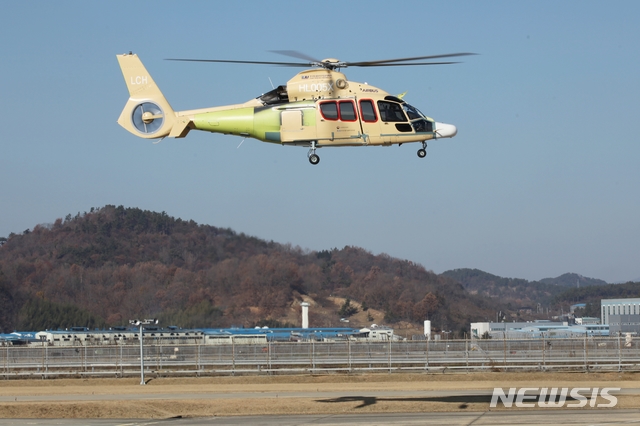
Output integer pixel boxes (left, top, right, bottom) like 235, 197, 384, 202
309, 154, 320, 165
417, 148, 427, 158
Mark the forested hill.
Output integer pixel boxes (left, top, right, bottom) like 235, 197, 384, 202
0, 206, 498, 334
553, 281, 640, 306
539, 273, 607, 288
441, 268, 564, 307
442, 268, 635, 316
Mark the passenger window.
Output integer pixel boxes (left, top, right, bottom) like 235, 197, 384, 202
339, 101, 356, 121
359, 100, 377, 122
320, 102, 338, 120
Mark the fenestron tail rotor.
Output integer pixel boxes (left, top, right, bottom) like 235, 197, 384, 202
117, 53, 180, 139
132, 102, 164, 134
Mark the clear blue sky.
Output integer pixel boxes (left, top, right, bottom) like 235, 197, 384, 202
1, 1, 638, 283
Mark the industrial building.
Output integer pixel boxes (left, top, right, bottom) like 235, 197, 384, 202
470, 320, 609, 339
0, 332, 38, 345
201, 327, 368, 343
601, 298, 640, 325
471, 320, 565, 338
24, 324, 397, 347
469, 298, 640, 339
608, 315, 640, 335
34, 327, 205, 347
575, 317, 600, 325
2, 300, 401, 347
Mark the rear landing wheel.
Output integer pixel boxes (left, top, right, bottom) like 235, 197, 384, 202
309, 154, 320, 165
417, 148, 427, 158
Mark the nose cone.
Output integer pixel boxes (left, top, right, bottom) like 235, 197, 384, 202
434, 122, 457, 138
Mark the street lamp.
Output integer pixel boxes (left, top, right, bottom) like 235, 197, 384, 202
129, 318, 158, 385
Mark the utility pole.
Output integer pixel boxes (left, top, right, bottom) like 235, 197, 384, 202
129, 318, 158, 385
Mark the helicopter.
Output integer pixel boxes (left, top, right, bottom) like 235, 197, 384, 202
116, 51, 473, 165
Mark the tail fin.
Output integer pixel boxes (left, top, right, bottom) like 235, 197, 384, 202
117, 53, 188, 139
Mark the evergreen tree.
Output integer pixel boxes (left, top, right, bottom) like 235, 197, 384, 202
338, 298, 359, 318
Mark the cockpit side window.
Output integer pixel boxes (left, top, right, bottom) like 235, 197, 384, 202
258, 85, 289, 105
377, 101, 407, 122
412, 119, 433, 133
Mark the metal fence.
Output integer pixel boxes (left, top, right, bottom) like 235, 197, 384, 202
2, 336, 639, 379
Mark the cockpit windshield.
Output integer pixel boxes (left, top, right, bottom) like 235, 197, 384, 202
403, 103, 426, 120
402, 102, 433, 133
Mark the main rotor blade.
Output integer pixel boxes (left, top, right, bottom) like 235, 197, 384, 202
354, 61, 463, 67
166, 52, 476, 70
165, 58, 312, 67
269, 50, 321, 63
347, 53, 476, 67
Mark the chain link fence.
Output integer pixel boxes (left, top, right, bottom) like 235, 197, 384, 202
1, 336, 638, 378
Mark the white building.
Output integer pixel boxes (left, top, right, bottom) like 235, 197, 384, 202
470, 321, 609, 339
470, 320, 567, 339
601, 298, 640, 325
575, 316, 600, 325
351, 324, 397, 341
34, 329, 205, 346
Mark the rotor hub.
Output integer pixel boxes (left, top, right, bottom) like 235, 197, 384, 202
318, 58, 345, 70
141, 111, 155, 123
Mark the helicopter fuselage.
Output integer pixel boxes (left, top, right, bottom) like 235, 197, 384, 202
116, 53, 457, 164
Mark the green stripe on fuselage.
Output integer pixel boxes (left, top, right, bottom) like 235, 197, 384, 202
193, 107, 282, 142
194, 107, 261, 138
193, 102, 316, 143
254, 107, 282, 141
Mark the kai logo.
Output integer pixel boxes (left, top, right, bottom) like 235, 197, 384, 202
298, 82, 334, 92
490, 387, 619, 408
130, 75, 148, 85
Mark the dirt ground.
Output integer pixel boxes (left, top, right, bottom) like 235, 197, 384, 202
1, 372, 639, 418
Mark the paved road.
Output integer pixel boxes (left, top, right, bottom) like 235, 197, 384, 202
2, 410, 640, 426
